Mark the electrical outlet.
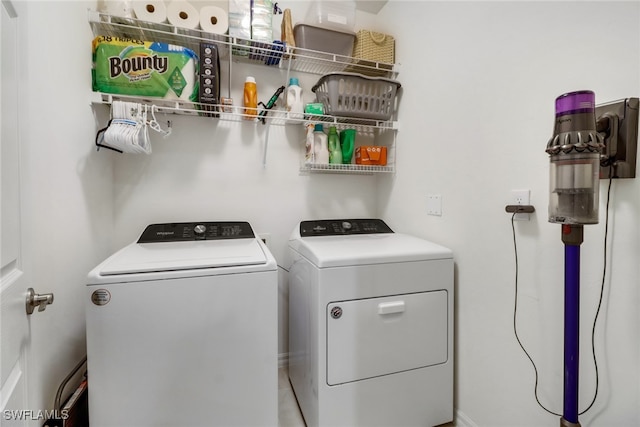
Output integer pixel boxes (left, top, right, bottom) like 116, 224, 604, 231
511, 189, 531, 221
512, 190, 530, 205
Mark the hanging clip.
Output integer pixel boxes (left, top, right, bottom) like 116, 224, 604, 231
148, 104, 172, 137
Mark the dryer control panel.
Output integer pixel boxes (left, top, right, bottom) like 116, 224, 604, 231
299, 219, 394, 237
138, 222, 255, 243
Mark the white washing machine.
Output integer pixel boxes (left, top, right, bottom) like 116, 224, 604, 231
288, 219, 454, 427
86, 221, 277, 427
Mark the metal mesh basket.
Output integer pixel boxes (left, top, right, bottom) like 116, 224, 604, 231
311, 72, 401, 120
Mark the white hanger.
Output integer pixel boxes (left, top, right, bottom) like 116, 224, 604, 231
102, 101, 152, 154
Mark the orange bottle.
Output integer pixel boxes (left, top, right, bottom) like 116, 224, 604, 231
243, 76, 258, 119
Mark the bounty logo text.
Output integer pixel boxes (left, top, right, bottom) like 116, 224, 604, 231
109, 48, 168, 82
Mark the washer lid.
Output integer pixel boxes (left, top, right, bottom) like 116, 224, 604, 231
290, 233, 452, 268
97, 238, 268, 276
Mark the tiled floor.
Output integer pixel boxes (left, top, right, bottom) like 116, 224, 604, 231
279, 367, 306, 427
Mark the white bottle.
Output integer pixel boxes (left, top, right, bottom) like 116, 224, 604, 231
286, 77, 304, 120
305, 124, 315, 164
313, 124, 329, 164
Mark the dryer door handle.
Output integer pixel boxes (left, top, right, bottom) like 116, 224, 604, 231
378, 301, 405, 315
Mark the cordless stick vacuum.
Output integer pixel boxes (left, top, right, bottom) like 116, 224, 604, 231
545, 90, 605, 427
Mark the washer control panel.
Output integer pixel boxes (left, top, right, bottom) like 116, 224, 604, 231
299, 219, 394, 237
138, 222, 255, 243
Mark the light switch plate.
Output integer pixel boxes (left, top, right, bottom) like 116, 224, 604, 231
427, 195, 442, 216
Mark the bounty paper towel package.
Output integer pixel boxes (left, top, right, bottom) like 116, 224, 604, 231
92, 36, 198, 101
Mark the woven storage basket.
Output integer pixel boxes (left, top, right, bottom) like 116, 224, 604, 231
352, 30, 395, 64
312, 72, 401, 121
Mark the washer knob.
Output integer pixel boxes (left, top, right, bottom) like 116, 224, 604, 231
342, 221, 352, 230
194, 224, 207, 235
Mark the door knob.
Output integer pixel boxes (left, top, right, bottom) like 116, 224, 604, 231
26, 288, 54, 315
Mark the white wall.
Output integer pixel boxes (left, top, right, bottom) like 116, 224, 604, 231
13, 1, 640, 426
15, 0, 115, 418
378, 1, 640, 426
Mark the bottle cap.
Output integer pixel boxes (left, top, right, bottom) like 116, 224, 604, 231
246, 76, 256, 83
329, 126, 337, 133
289, 77, 299, 86
314, 124, 324, 132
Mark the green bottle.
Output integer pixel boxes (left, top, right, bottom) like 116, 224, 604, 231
328, 126, 342, 164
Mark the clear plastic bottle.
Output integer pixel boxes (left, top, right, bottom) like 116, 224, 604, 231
286, 77, 304, 120
243, 76, 258, 120
313, 124, 329, 164
328, 126, 342, 164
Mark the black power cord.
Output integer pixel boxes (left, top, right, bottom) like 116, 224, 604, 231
511, 174, 613, 416
511, 211, 561, 416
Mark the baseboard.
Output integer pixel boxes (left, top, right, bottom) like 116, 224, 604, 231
455, 409, 479, 427
278, 352, 289, 368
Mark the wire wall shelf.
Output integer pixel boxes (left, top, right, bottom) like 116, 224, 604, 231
92, 93, 398, 133
300, 163, 394, 175
265, 110, 398, 132
93, 92, 257, 121
89, 11, 399, 175
88, 11, 399, 78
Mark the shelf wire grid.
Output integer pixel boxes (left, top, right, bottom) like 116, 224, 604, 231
89, 11, 399, 78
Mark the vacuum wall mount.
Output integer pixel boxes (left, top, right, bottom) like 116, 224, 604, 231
596, 97, 639, 179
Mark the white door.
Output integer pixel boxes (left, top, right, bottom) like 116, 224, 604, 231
1, 2, 30, 425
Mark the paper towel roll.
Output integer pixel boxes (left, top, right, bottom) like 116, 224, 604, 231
133, 1, 167, 23
199, 5, 229, 35
167, 1, 200, 29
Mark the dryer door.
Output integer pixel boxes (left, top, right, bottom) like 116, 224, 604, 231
327, 291, 448, 385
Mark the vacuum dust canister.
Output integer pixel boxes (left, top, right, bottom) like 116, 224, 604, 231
546, 90, 605, 225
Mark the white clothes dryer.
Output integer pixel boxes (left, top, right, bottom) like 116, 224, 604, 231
86, 221, 277, 427
288, 219, 454, 427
